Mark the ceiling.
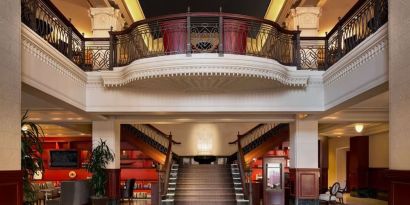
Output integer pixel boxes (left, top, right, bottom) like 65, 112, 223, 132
49, 0, 357, 38
318, 0, 358, 35
51, 0, 94, 36
319, 122, 388, 137
22, 88, 93, 137
139, 0, 271, 18
318, 91, 389, 137
38, 123, 91, 136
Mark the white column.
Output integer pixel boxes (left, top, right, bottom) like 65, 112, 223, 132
389, 0, 410, 171
89, 7, 125, 37
289, 119, 319, 169
287, 7, 322, 36
92, 120, 121, 169
0, 0, 21, 171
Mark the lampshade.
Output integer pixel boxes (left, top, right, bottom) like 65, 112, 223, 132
355, 124, 364, 133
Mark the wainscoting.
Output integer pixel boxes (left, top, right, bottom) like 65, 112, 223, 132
0, 170, 22, 205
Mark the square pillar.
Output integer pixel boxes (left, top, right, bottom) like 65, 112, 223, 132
0, 0, 22, 204
92, 121, 121, 201
289, 119, 320, 205
388, 0, 410, 204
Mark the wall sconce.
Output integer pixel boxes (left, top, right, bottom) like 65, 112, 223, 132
355, 123, 364, 133
197, 134, 213, 155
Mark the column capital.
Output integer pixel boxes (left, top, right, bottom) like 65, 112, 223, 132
287, 6, 322, 36
89, 7, 125, 37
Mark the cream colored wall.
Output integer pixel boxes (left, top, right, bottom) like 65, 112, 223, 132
0, 0, 21, 170
369, 132, 389, 168
51, 0, 92, 37
319, 0, 358, 35
328, 132, 389, 186
336, 147, 348, 188
328, 137, 349, 187
154, 123, 257, 156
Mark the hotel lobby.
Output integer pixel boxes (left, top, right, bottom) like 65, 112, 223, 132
1, 0, 410, 204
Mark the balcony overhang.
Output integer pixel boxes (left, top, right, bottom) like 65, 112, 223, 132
97, 54, 322, 87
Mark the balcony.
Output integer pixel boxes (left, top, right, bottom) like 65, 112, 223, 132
21, 0, 387, 72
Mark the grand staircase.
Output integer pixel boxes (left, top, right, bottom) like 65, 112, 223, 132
163, 164, 249, 205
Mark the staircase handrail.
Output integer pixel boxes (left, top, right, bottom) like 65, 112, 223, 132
161, 133, 174, 198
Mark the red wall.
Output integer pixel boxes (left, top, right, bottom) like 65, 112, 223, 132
40, 169, 91, 181
121, 169, 158, 181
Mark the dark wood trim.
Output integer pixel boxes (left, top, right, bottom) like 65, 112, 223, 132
238, 123, 265, 140
144, 124, 181, 145
106, 169, 121, 199
289, 168, 320, 200
387, 170, 410, 205
368, 168, 389, 192
83, 38, 110, 41
300, 36, 326, 41
0, 170, 23, 205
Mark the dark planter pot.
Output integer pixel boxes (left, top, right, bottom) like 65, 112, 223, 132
91, 196, 109, 205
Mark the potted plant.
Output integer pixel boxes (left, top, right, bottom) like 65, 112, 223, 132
86, 139, 115, 205
21, 111, 44, 205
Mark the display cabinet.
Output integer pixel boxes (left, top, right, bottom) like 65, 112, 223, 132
263, 157, 286, 205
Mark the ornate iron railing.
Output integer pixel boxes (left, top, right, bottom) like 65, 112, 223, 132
109, 12, 300, 67
21, 0, 110, 71
21, 0, 387, 71
83, 38, 110, 71
326, 0, 388, 68
300, 37, 326, 70
238, 123, 277, 150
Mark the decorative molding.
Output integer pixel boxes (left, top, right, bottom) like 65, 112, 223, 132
98, 54, 323, 87
289, 168, 320, 199
21, 24, 88, 87
323, 24, 388, 87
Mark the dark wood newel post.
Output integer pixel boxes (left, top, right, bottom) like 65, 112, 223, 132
67, 18, 73, 59
374, 0, 381, 29
81, 32, 85, 69
337, 17, 343, 60
186, 7, 192, 56
109, 27, 114, 70
30, 0, 38, 30
293, 26, 301, 68
296, 28, 301, 69
218, 6, 224, 56
324, 32, 329, 70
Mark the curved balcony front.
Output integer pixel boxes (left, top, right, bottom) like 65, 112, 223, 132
21, 0, 388, 72
110, 12, 300, 68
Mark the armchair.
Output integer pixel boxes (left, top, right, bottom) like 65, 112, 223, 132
319, 182, 340, 204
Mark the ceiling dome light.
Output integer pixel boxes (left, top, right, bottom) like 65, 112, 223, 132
355, 124, 364, 133
21, 125, 29, 132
